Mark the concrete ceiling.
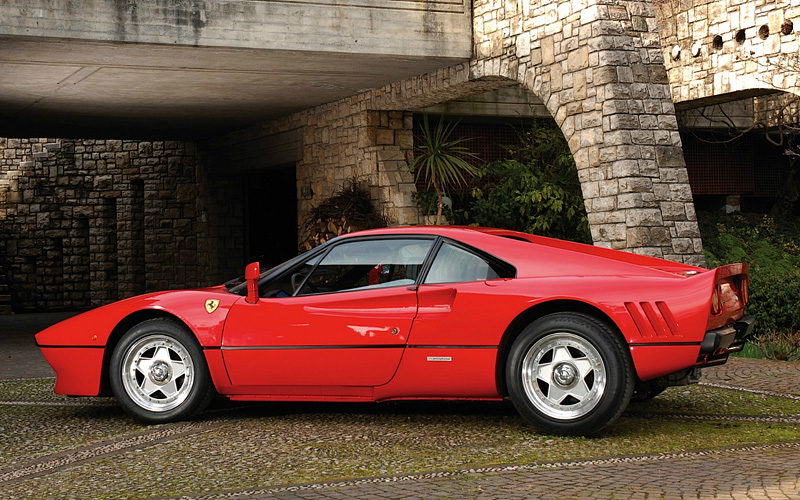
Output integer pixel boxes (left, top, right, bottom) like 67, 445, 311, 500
0, 36, 467, 140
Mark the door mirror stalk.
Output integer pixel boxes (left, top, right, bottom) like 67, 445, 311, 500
245, 262, 260, 304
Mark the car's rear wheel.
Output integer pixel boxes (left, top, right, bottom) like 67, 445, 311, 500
109, 319, 214, 423
506, 313, 633, 435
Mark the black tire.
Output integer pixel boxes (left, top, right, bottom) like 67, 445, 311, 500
505, 312, 634, 436
109, 319, 215, 424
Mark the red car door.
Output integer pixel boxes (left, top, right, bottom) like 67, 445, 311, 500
410, 241, 518, 346
221, 237, 433, 391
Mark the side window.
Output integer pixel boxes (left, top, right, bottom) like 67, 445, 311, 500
424, 242, 505, 284
297, 239, 433, 295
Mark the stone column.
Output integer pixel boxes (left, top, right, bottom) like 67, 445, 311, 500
473, 0, 705, 265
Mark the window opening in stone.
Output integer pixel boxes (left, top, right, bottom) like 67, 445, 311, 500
781, 20, 794, 35
712, 35, 723, 50
758, 25, 770, 40
735, 29, 746, 44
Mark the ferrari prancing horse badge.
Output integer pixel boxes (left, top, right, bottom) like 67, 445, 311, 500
205, 299, 220, 314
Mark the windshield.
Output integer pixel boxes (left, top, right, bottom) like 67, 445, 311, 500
226, 244, 329, 296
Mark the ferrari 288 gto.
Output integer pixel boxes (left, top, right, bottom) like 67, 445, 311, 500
36, 226, 754, 435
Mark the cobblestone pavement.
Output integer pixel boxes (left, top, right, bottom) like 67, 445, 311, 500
194, 443, 800, 500
2, 314, 799, 499
168, 359, 800, 500
702, 357, 800, 398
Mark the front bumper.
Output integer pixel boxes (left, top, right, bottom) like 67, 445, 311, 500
39, 346, 105, 396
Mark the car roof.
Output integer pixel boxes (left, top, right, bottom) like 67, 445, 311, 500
339, 226, 703, 277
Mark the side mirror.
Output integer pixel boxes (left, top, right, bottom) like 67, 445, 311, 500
244, 262, 261, 304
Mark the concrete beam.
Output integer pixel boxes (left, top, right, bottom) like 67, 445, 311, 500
0, 0, 471, 58
0, 0, 472, 139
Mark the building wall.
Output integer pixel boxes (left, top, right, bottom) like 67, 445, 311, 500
229, 0, 705, 265
8, 0, 758, 311
468, 0, 704, 264
0, 138, 242, 311
215, 65, 520, 234
656, 0, 800, 102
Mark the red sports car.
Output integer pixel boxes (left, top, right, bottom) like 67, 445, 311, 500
36, 226, 753, 435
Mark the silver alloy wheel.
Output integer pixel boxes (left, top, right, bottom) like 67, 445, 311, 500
120, 334, 195, 412
520, 332, 606, 420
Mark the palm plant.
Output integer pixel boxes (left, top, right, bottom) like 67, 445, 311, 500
408, 116, 480, 225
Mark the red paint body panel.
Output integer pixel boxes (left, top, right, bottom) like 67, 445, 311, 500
35, 287, 239, 348
35, 226, 750, 405
226, 386, 373, 401
222, 348, 405, 387
221, 287, 415, 386
222, 287, 415, 347
412, 281, 531, 346
629, 344, 701, 380
39, 347, 104, 396
203, 349, 233, 390
375, 348, 500, 400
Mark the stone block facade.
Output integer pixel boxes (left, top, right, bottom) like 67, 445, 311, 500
656, 0, 800, 102
221, 0, 707, 265
0, 138, 242, 311
216, 64, 518, 234
467, 0, 703, 264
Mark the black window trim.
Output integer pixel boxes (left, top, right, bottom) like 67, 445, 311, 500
284, 234, 439, 297
247, 233, 517, 299
419, 237, 517, 284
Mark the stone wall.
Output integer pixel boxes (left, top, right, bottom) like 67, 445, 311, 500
216, 104, 422, 232
470, 0, 704, 264
656, 0, 800, 103
0, 138, 242, 311
225, 14, 705, 265
216, 64, 522, 235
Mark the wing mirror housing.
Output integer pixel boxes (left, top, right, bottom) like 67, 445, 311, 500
244, 262, 261, 304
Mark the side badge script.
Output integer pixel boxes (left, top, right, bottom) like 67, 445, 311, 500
205, 299, 220, 314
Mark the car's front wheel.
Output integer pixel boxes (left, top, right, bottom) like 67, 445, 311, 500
109, 319, 214, 423
506, 313, 634, 435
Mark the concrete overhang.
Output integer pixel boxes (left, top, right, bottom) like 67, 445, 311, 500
0, 0, 472, 140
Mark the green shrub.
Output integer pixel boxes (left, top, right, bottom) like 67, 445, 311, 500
464, 159, 591, 243
429, 121, 591, 244
747, 270, 800, 333
752, 330, 800, 361
698, 211, 800, 359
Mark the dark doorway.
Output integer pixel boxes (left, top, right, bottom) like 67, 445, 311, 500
245, 165, 298, 267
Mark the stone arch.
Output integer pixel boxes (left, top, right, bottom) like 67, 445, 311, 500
362, 57, 701, 264
466, 0, 704, 265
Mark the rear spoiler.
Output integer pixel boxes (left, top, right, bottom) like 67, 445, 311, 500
714, 262, 749, 281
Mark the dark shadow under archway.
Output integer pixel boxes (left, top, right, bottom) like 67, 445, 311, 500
245, 165, 299, 267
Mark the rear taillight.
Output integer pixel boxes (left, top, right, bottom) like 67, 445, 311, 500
711, 284, 723, 315
740, 277, 748, 305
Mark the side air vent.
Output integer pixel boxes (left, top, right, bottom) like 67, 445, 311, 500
625, 301, 680, 338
